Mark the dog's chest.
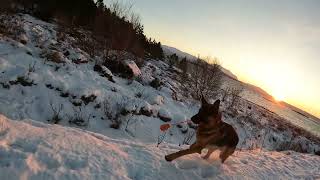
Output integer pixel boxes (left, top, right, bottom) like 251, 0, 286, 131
196, 125, 222, 146
197, 122, 221, 136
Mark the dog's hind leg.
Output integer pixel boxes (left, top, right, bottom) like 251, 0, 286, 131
202, 146, 218, 159
189, 143, 202, 154
219, 146, 236, 163
165, 144, 202, 162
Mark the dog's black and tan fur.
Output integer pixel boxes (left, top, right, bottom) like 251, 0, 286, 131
165, 97, 239, 163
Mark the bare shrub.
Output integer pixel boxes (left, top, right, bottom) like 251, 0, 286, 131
68, 107, 91, 127
103, 99, 124, 129
228, 87, 243, 109
178, 57, 188, 82
181, 130, 196, 145
223, 86, 243, 109
135, 92, 143, 98
129, 12, 142, 31
124, 113, 133, 131
108, 0, 134, 20
81, 94, 97, 105
9, 75, 34, 87
0, 14, 25, 42
124, 113, 138, 136
0, 82, 10, 89
45, 50, 65, 64
103, 100, 113, 120
48, 102, 63, 124
150, 78, 163, 89
8, 62, 37, 87
28, 62, 36, 74
157, 131, 168, 147
167, 53, 179, 68
180, 56, 222, 100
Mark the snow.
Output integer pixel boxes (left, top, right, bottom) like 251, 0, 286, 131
0, 13, 320, 179
158, 108, 172, 122
1, 114, 320, 180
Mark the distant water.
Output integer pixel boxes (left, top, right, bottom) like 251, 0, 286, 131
244, 93, 320, 137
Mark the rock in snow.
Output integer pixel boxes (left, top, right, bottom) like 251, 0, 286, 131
140, 103, 154, 117
19, 34, 28, 44
93, 64, 115, 82
49, 50, 65, 63
122, 60, 141, 78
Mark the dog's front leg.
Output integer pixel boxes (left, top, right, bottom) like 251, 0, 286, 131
165, 144, 202, 162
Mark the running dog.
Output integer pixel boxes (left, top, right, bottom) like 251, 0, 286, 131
165, 97, 239, 163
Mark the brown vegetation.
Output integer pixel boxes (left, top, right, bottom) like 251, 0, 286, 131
179, 57, 223, 100
3, 0, 164, 59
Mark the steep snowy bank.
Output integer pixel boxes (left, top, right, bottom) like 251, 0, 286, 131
1, 114, 319, 180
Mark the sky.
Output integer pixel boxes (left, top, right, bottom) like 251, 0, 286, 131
119, 0, 320, 117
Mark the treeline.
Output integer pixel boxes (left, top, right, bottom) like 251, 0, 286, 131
1, 0, 164, 59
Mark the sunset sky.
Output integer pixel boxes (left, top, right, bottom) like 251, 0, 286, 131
121, 0, 320, 117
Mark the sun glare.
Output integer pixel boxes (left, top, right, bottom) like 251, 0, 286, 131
273, 91, 286, 102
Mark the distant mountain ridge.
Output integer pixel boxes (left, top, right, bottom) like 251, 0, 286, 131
162, 45, 238, 80
162, 45, 198, 62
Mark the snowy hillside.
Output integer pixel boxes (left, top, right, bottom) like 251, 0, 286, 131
162, 45, 238, 80
162, 45, 198, 62
1, 114, 320, 180
0, 13, 320, 179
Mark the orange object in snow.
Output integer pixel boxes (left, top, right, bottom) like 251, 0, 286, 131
160, 124, 171, 132
160, 120, 192, 132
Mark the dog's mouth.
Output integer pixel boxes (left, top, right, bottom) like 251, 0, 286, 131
191, 119, 200, 124
191, 115, 201, 124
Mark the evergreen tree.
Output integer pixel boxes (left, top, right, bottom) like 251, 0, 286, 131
6, 0, 164, 59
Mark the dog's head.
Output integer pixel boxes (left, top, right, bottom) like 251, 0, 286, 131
191, 96, 221, 125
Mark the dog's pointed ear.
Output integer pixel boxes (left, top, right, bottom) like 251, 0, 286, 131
211, 99, 220, 115
201, 95, 208, 105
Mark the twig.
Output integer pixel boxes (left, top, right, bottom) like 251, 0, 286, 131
157, 131, 167, 147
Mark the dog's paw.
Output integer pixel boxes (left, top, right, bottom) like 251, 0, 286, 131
165, 155, 173, 162
201, 156, 209, 160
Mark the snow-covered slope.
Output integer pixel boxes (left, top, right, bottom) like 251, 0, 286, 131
1, 114, 320, 180
162, 45, 238, 80
162, 45, 198, 62
0, 13, 198, 145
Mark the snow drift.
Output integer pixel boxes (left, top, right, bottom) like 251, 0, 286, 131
1, 114, 320, 180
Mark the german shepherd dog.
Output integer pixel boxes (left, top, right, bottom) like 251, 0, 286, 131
165, 97, 239, 163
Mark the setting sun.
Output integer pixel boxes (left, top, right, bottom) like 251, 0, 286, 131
273, 91, 286, 102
